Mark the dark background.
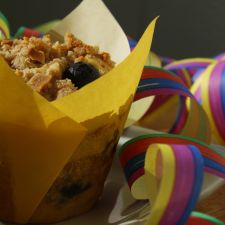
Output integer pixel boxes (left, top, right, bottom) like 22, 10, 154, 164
1, 0, 225, 58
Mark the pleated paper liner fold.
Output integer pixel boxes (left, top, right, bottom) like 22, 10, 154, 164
0, 0, 157, 223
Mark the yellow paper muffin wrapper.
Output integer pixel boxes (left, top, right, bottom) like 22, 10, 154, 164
0, 0, 157, 223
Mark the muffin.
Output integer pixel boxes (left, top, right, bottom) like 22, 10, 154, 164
0, 10, 156, 224
0, 34, 122, 224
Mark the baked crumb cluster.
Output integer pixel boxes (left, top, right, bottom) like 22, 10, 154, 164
0, 33, 115, 101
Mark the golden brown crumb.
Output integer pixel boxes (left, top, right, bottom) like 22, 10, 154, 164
28, 48, 45, 64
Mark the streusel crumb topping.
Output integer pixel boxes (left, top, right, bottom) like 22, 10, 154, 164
0, 33, 115, 101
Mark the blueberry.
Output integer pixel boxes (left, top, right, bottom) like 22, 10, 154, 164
60, 181, 90, 199
63, 62, 100, 88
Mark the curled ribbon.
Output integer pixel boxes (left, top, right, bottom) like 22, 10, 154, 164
187, 212, 225, 225
0, 12, 10, 39
165, 57, 225, 145
135, 66, 211, 142
120, 137, 198, 225
118, 65, 225, 224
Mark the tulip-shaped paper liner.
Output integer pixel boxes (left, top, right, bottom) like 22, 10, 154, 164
0, 0, 157, 223
0, 57, 87, 223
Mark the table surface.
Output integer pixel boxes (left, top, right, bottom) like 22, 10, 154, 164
196, 184, 225, 222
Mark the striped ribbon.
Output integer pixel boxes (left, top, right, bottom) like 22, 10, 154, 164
0, 11, 10, 39
165, 58, 215, 83
135, 66, 211, 142
118, 134, 225, 225
165, 58, 214, 71
191, 60, 225, 145
14, 20, 60, 38
138, 58, 215, 131
162, 57, 192, 87
14, 26, 43, 38
162, 57, 225, 145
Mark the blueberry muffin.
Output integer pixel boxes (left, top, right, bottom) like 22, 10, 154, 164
0, 34, 125, 224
